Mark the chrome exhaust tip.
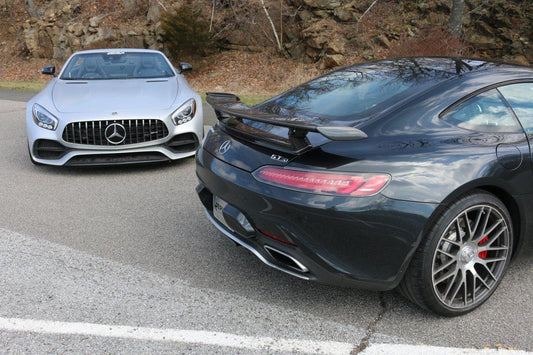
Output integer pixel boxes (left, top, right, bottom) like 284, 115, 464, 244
264, 246, 309, 273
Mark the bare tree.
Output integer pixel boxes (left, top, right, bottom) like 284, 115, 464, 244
152, 0, 167, 11
449, 0, 465, 37
260, 0, 282, 51
24, 0, 41, 18
357, 0, 379, 27
209, 0, 215, 32
279, 0, 283, 47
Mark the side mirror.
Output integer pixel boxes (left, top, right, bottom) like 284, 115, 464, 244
179, 62, 192, 73
41, 66, 55, 76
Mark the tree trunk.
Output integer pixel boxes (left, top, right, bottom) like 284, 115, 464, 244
357, 0, 378, 27
209, 0, 215, 32
449, 0, 465, 37
260, 0, 282, 51
24, 0, 40, 18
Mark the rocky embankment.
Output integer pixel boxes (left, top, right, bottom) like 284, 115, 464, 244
1, 0, 531, 67
20, 0, 162, 59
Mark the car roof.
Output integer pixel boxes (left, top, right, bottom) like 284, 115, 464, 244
262, 57, 533, 128
57, 48, 176, 79
350, 57, 533, 129
69, 48, 166, 55
339, 57, 532, 80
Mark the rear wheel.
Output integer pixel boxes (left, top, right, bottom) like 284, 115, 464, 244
400, 191, 513, 316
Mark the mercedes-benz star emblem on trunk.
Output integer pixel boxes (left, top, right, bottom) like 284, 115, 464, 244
219, 140, 232, 154
105, 123, 126, 145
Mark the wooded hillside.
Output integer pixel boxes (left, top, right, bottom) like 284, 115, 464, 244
0, 0, 531, 93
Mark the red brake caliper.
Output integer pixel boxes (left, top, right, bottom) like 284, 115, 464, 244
478, 236, 489, 259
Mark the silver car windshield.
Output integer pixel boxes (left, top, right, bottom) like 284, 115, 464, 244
60, 52, 175, 80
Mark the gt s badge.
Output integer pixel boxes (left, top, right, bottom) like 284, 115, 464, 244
271, 154, 288, 163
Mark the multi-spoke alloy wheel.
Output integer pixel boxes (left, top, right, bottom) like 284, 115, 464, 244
400, 191, 513, 316
432, 204, 510, 309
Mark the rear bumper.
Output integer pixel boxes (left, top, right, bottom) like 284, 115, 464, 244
196, 148, 439, 291
205, 211, 312, 281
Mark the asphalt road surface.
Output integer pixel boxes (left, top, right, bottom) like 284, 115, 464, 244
0, 90, 532, 354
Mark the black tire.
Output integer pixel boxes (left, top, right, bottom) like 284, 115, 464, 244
400, 190, 513, 316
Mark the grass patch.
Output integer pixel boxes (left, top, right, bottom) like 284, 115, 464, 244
0, 80, 272, 106
239, 94, 271, 106
199, 93, 271, 106
0, 81, 45, 92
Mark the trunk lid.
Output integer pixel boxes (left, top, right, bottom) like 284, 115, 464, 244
203, 125, 296, 172
204, 93, 368, 172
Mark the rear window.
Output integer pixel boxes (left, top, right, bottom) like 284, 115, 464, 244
60, 51, 175, 80
257, 59, 456, 124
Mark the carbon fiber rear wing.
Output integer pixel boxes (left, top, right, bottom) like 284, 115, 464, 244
206, 92, 367, 153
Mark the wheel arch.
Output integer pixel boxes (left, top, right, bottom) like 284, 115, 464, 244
425, 181, 524, 259
400, 183, 520, 315
475, 185, 523, 258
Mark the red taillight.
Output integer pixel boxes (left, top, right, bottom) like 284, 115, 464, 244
253, 166, 390, 196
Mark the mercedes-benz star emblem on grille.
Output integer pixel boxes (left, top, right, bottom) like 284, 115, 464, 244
219, 140, 232, 154
105, 123, 126, 145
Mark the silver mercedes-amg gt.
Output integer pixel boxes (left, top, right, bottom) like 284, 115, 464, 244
26, 49, 203, 166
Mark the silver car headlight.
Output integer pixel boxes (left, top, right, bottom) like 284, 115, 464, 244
171, 99, 196, 125
32, 103, 58, 130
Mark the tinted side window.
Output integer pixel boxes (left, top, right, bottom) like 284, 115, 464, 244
498, 83, 533, 132
441, 89, 521, 133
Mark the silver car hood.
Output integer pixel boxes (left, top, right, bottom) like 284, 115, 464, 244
52, 78, 178, 113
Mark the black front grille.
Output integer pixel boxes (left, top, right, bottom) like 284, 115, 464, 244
62, 119, 169, 146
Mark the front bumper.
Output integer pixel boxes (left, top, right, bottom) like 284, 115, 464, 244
26, 110, 203, 166
29, 134, 200, 166
196, 147, 438, 291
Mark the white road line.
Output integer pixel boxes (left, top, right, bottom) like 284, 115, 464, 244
0, 317, 530, 355
0, 317, 353, 354
359, 344, 532, 355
